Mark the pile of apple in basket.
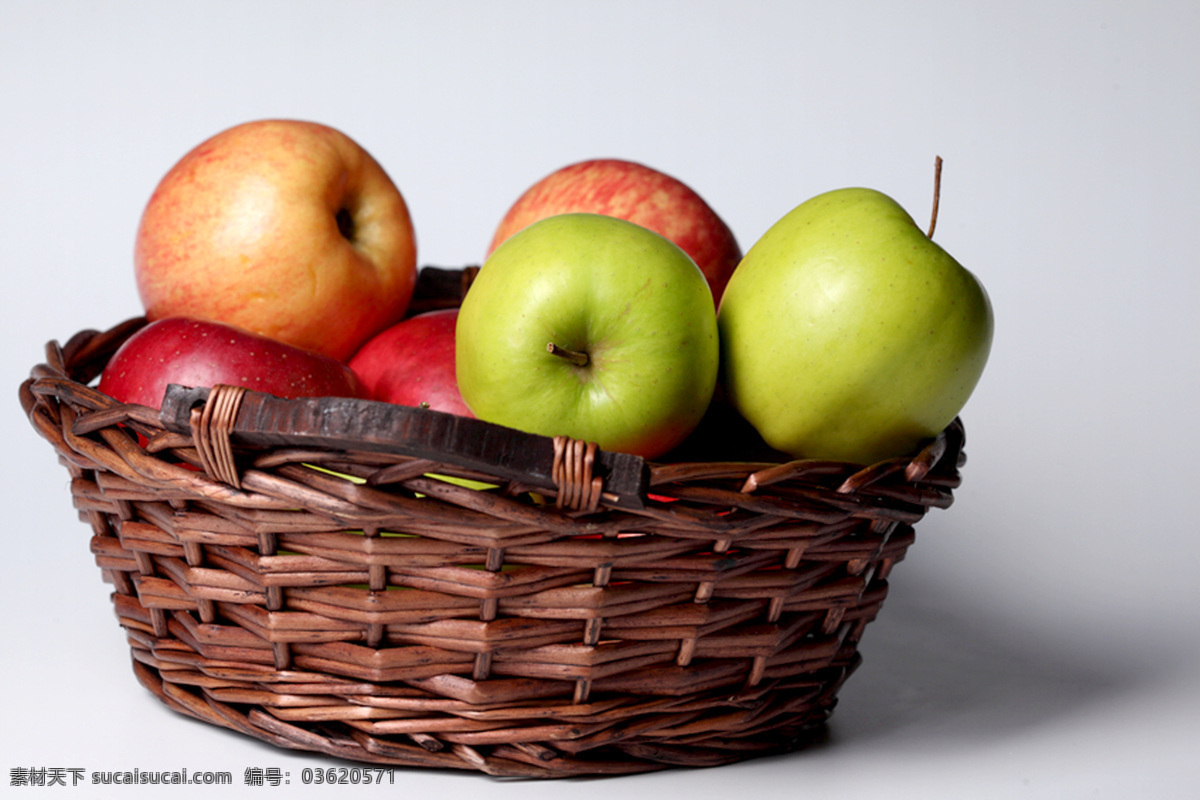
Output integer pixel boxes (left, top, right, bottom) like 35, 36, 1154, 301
107, 119, 992, 468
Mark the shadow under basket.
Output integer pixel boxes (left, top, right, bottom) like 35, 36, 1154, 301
19, 268, 967, 778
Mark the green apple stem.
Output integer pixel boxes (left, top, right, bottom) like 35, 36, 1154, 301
926, 155, 943, 239
547, 342, 589, 367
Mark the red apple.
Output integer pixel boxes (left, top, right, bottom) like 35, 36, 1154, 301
99, 317, 365, 409
349, 309, 473, 417
135, 119, 418, 362
487, 158, 742, 304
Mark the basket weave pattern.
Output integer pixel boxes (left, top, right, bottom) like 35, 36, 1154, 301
20, 298, 965, 777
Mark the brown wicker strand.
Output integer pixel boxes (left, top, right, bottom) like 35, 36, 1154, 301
191, 384, 247, 488
552, 436, 602, 512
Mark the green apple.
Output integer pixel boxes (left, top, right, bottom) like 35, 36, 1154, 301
717, 187, 993, 464
456, 213, 718, 459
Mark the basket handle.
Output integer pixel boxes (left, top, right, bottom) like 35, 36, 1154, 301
159, 384, 649, 511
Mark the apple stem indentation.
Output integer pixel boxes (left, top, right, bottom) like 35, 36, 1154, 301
336, 207, 356, 242
547, 342, 589, 367
926, 155, 943, 239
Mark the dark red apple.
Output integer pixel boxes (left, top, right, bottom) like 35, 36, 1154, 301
99, 316, 365, 408
348, 308, 473, 417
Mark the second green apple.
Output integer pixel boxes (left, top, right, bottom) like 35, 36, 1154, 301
718, 187, 993, 465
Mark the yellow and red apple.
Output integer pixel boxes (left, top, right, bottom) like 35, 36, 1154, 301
134, 119, 418, 362
487, 159, 742, 305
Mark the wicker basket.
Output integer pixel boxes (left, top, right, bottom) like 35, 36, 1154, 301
19, 267, 966, 778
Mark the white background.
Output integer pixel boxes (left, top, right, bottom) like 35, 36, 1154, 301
3, 2, 1197, 798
